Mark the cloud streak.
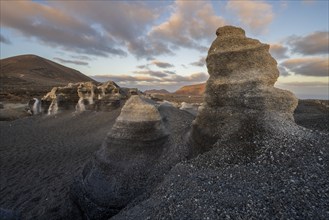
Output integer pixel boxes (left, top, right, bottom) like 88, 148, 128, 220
0, 34, 11, 44
286, 31, 329, 55
281, 57, 328, 77
53, 57, 89, 66
151, 60, 174, 68
190, 57, 206, 67
270, 44, 288, 60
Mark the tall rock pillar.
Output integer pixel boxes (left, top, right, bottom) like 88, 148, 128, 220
190, 26, 298, 153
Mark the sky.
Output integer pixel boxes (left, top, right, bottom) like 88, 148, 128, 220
0, 0, 328, 99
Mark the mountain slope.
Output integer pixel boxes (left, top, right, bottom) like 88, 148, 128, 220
174, 83, 206, 95
0, 54, 95, 89
0, 54, 96, 101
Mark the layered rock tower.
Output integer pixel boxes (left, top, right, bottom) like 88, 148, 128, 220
190, 26, 298, 151
72, 95, 169, 219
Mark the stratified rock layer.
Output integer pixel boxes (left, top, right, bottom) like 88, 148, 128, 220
72, 95, 191, 219
190, 26, 298, 153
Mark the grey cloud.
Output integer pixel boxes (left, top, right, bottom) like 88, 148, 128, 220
0, 34, 11, 44
1, 1, 127, 57
70, 55, 92, 61
281, 57, 328, 77
53, 1, 165, 58
278, 65, 290, 77
164, 70, 176, 75
133, 70, 169, 78
190, 57, 206, 67
269, 44, 288, 60
286, 31, 329, 55
151, 60, 174, 68
136, 65, 148, 69
53, 57, 89, 66
1, 1, 225, 59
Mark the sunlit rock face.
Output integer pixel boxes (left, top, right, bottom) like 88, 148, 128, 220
41, 81, 124, 114
190, 26, 298, 153
95, 81, 124, 111
42, 84, 80, 115
72, 95, 170, 219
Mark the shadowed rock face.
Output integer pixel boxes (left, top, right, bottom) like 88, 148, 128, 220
190, 26, 298, 153
71, 95, 171, 219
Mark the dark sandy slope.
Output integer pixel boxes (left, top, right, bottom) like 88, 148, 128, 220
0, 110, 122, 219
0, 100, 328, 219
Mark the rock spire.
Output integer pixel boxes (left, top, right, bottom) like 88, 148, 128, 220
190, 26, 298, 153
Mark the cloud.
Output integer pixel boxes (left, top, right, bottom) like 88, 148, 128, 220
1, 1, 126, 57
190, 57, 206, 67
151, 60, 174, 68
92, 72, 208, 84
164, 70, 176, 75
149, 1, 225, 51
0, 34, 11, 44
226, 0, 274, 34
53, 57, 89, 66
70, 55, 92, 61
52, 1, 164, 58
133, 70, 169, 78
269, 44, 288, 60
281, 57, 328, 77
136, 64, 148, 69
278, 65, 290, 76
286, 31, 329, 55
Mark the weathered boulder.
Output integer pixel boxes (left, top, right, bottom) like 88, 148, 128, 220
190, 26, 298, 154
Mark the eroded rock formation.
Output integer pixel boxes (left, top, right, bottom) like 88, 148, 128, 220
41, 81, 125, 114
190, 26, 298, 154
72, 95, 172, 218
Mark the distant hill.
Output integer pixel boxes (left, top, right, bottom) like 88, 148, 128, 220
0, 54, 95, 101
144, 89, 170, 94
174, 83, 206, 95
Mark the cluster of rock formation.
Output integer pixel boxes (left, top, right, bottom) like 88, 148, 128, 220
38, 81, 127, 115
189, 26, 298, 153
68, 26, 329, 220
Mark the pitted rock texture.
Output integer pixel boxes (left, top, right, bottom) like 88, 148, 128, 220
190, 25, 298, 152
71, 95, 192, 219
